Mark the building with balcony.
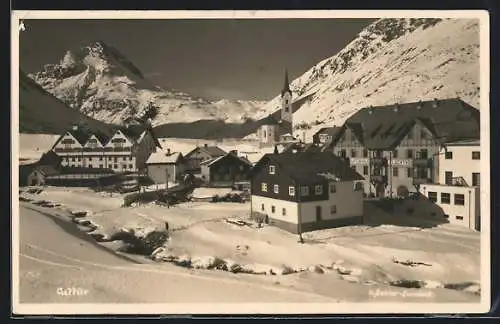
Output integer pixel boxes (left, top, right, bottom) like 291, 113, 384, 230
51, 122, 161, 174
321, 98, 480, 198
249, 151, 364, 233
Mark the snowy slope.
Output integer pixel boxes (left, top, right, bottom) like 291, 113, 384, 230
255, 18, 480, 141
29, 41, 266, 126
19, 70, 114, 135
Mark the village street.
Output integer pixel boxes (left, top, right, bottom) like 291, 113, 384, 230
17, 204, 337, 305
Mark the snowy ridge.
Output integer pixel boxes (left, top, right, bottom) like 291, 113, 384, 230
29, 41, 267, 126
255, 18, 480, 141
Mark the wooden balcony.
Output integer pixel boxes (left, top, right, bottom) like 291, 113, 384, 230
371, 157, 388, 167
370, 175, 387, 185
413, 158, 432, 168
413, 177, 432, 186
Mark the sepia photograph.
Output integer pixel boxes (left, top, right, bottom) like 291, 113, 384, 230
11, 10, 490, 315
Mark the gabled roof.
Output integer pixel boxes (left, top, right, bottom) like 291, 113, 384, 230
201, 152, 253, 168
146, 151, 183, 165
253, 151, 364, 184
186, 145, 227, 158
325, 98, 479, 151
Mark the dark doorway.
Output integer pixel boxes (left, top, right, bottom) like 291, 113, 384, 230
315, 206, 322, 222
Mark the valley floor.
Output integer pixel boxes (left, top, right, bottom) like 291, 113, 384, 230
17, 186, 482, 304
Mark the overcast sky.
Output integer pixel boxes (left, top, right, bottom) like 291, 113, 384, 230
20, 18, 374, 101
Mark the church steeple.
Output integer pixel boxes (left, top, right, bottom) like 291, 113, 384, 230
281, 68, 291, 97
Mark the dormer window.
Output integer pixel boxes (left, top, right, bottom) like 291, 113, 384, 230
301, 186, 309, 196
269, 165, 276, 175
315, 185, 323, 195
273, 184, 279, 194
261, 183, 268, 192
288, 186, 295, 196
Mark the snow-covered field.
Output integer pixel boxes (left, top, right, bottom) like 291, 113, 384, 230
19, 186, 481, 302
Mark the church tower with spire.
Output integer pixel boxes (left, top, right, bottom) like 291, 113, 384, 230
280, 69, 293, 133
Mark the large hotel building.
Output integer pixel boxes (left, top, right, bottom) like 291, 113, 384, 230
315, 98, 480, 198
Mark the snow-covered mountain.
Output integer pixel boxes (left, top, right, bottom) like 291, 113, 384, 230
19, 70, 113, 135
255, 18, 481, 141
28, 41, 266, 126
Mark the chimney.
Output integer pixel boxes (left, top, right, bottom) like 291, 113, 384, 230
230, 150, 237, 156
433, 98, 439, 108
393, 103, 400, 113
416, 100, 423, 110
204, 143, 208, 148
166, 148, 171, 155
72, 124, 78, 131
368, 106, 374, 115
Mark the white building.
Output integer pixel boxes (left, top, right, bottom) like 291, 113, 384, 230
52, 123, 161, 173
250, 151, 365, 233
146, 149, 187, 184
418, 139, 481, 230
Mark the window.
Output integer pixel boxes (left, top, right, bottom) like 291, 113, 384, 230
407, 167, 414, 178
72, 157, 75, 161
340, 149, 346, 158
99, 156, 103, 161
273, 184, 279, 194
445, 171, 453, 185
261, 204, 264, 211
88, 164, 93, 168
315, 185, 323, 195
363, 166, 368, 175
315, 206, 322, 222
99, 164, 103, 168
301, 186, 309, 196
123, 157, 127, 161
472, 151, 480, 160
354, 182, 363, 191
421, 130, 427, 139
392, 150, 398, 158
444, 214, 449, 219
331, 205, 337, 214
419, 149, 428, 159
261, 183, 268, 192
445, 151, 453, 159
330, 183, 336, 193
288, 186, 295, 196
114, 164, 118, 169
456, 215, 464, 220
407, 149, 413, 158
441, 193, 451, 204
271, 206, 276, 214
269, 165, 276, 174
129, 164, 133, 169
114, 157, 118, 162
393, 167, 399, 177
428, 191, 437, 203
454, 194, 465, 206
363, 149, 368, 158
129, 156, 133, 161
351, 149, 357, 158
472, 172, 480, 186
282, 208, 286, 216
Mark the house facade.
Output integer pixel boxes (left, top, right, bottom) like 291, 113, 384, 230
184, 144, 227, 172
418, 139, 481, 230
200, 151, 253, 186
250, 152, 364, 233
146, 149, 188, 184
322, 98, 480, 198
51, 123, 161, 173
